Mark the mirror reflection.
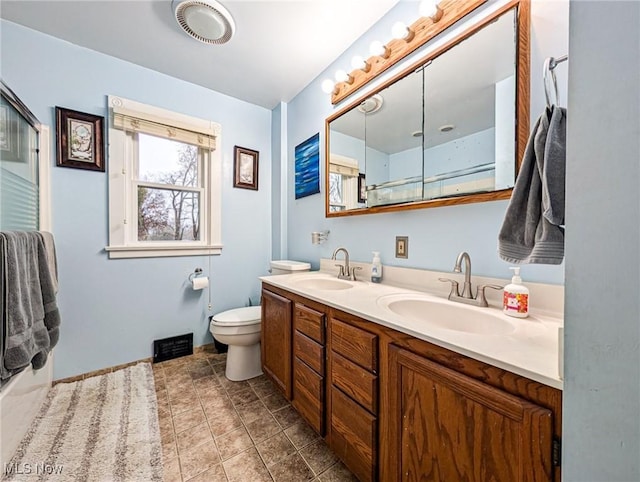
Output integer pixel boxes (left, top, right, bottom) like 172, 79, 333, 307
326, 6, 521, 215
421, 10, 516, 201
328, 105, 365, 212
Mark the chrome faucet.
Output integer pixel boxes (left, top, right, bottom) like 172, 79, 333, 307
454, 251, 473, 298
439, 251, 502, 307
330, 247, 361, 281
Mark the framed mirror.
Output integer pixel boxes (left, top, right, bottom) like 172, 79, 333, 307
325, 0, 529, 217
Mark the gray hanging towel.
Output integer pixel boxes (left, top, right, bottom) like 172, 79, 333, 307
1, 231, 61, 380
498, 105, 566, 264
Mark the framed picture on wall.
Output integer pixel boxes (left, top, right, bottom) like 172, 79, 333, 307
55, 106, 105, 172
233, 146, 259, 190
294, 132, 320, 199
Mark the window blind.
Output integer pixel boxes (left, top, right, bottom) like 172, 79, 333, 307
112, 106, 217, 149
329, 154, 359, 177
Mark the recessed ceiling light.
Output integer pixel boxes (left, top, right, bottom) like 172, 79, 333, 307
357, 94, 384, 115
173, 0, 235, 45
439, 124, 455, 132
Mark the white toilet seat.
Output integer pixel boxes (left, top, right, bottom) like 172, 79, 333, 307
211, 306, 261, 326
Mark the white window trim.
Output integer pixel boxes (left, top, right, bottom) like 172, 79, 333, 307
39, 125, 52, 231
105, 96, 222, 259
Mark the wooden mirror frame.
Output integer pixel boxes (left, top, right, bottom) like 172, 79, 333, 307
325, 0, 530, 218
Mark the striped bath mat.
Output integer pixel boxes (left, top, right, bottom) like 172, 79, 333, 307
2, 363, 162, 482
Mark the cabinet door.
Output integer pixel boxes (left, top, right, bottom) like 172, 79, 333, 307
388, 345, 553, 482
261, 289, 292, 399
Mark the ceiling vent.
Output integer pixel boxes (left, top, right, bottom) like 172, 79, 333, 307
173, 0, 235, 45
357, 94, 384, 115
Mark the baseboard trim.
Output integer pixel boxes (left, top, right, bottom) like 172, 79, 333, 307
53, 343, 216, 385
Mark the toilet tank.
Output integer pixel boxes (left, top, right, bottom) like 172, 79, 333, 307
270, 260, 311, 275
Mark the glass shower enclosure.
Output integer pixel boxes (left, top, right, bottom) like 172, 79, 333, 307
0, 81, 41, 231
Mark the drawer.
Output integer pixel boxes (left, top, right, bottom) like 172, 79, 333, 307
294, 331, 324, 375
330, 387, 377, 482
331, 352, 377, 414
292, 358, 324, 435
294, 303, 325, 343
330, 318, 378, 373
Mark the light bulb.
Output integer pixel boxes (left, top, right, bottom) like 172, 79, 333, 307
392, 21, 409, 39
419, 0, 443, 21
335, 69, 352, 84
369, 41, 390, 59
351, 55, 370, 72
321, 79, 335, 94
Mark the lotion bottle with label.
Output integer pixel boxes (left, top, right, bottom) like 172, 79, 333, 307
371, 251, 382, 283
503, 267, 529, 318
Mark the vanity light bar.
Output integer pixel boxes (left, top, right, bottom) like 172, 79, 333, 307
329, 0, 487, 105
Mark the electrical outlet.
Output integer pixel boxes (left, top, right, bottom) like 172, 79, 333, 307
395, 236, 408, 258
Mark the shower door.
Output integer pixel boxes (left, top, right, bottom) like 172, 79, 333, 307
0, 82, 41, 231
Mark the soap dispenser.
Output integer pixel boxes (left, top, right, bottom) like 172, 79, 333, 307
503, 267, 529, 318
371, 251, 383, 283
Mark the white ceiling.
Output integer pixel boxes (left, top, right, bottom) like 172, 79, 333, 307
0, 0, 400, 109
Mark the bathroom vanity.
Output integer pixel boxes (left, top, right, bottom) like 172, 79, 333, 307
260, 269, 562, 482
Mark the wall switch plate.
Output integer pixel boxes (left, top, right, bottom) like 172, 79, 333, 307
395, 236, 408, 258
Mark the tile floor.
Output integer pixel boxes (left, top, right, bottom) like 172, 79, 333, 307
152, 350, 357, 482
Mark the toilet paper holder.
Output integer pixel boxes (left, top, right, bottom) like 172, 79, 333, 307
188, 267, 203, 282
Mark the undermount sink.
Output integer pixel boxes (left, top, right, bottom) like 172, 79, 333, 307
295, 277, 355, 291
377, 294, 516, 335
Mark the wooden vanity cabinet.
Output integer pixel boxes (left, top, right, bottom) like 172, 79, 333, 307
261, 288, 293, 399
292, 302, 327, 435
261, 283, 562, 482
261, 285, 329, 433
387, 344, 553, 482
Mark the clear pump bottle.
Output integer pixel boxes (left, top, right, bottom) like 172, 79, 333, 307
371, 251, 382, 283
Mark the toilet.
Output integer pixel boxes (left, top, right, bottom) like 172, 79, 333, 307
209, 260, 311, 381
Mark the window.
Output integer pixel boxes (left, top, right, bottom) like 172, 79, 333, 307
328, 154, 360, 212
106, 96, 222, 259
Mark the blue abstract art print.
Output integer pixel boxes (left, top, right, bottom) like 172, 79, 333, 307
294, 133, 320, 199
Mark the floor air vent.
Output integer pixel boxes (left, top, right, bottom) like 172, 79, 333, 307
153, 333, 193, 363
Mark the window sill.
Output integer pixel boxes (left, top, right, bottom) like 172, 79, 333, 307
105, 244, 223, 259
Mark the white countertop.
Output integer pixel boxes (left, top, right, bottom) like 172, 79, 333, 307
260, 269, 563, 390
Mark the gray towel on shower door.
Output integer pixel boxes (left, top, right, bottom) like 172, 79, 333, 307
39, 231, 59, 294
498, 106, 566, 264
0, 231, 59, 379
0, 234, 6, 381
36, 232, 61, 349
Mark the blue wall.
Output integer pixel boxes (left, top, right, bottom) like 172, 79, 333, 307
285, 0, 567, 285
1, 20, 273, 379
